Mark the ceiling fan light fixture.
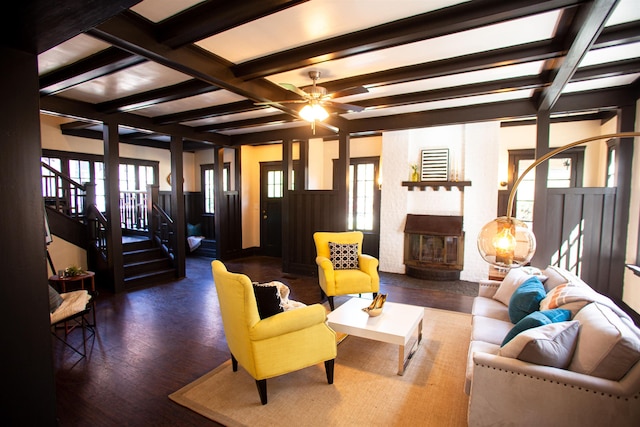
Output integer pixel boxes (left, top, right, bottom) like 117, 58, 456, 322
299, 103, 329, 122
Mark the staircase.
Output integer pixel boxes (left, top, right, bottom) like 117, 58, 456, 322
123, 239, 176, 288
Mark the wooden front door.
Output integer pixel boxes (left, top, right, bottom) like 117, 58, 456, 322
260, 163, 283, 257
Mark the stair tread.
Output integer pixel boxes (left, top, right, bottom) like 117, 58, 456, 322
124, 258, 172, 267
124, 269, 175, 282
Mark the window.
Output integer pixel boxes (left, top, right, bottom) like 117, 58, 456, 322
508, 148, 584, 227
201, 163, 230, 214
348, 158, 379, 232
267, 170, 283, 198
606, 139, 616, 187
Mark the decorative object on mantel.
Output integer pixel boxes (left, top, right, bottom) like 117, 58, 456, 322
409, 164, 419, 182
402, 180, 471, 191
421, 149, 449, 181
477, 131, 640, 269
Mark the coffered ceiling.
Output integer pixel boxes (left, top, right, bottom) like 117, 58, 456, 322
34, 0, 640, 150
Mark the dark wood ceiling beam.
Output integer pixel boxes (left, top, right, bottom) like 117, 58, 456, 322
39, 47, 146, 95
229, 125, 335, 146
592, 21, 640, 49
88, 12, 293, 102
88, 11, 343, 133
60, 120, 97, 130
157, 0, 309, 48
355, 76, 544, 109
96, 79, 218, 113
551, 86, 635, 112
153, 100, 260, 125
231, 0, 582, 79
196, 114, 294, 132
40, 94, 230, 146
538, 0, 619, 111
322, 41, 563, 93
571, 58, 640, 81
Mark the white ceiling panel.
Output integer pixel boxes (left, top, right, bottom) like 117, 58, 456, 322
38, 34, 111, 75
605, 0, 640, 27
563, 73, 640, 93
183, 107, 284, 128
578, 41, 640, 67
196, 0, 468, 63
131, 0, 206, 23
134, 89, 247, 117
58, 62, 192, 104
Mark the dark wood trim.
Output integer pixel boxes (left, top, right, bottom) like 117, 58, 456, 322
537, 0, 618, 110
170, 135, 186, 278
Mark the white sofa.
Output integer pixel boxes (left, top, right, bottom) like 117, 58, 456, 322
466, 265, 640, 427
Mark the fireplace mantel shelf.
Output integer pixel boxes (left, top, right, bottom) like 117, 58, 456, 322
402, 181, 472, 191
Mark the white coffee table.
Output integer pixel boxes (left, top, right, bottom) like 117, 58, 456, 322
327, 297, 424, 375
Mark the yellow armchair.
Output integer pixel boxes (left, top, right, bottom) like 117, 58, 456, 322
211, 260, 337, 405
313, 231, 380, 310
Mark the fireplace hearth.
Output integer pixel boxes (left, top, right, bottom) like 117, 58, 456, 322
404, 214, 464, 281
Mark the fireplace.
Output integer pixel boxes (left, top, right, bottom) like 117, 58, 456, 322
404, 214, 464, 281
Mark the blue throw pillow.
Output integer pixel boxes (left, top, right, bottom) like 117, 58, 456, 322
502, 308, 572, 346
508, 276, 547, 323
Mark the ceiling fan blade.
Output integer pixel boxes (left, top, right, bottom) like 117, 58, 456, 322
325, 100, 365, 113
329, 86, 369, 98
279, 83, 309, 99
254, 100, 307, 106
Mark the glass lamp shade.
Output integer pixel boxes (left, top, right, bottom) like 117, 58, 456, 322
299, 103, 329, 122
477, 216, 536, 268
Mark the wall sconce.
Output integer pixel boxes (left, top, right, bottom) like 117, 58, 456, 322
477, 132, 640, 269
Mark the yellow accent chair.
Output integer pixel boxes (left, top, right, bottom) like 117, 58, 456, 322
211, 260, 337, 405
313, 231, 380, 310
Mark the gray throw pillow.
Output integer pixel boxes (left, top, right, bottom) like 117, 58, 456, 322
49, 285, 63, 313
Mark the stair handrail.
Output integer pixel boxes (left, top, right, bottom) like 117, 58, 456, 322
41, 162, 87, 222
151, 203, 175, 261
86, 204, 109, 262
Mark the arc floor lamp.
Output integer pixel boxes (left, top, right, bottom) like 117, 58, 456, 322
477, 131, 640, 269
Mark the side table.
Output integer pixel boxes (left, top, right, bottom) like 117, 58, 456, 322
49, 271, 97, 327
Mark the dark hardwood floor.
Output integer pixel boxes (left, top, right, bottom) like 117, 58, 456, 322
52, 256, 475, 426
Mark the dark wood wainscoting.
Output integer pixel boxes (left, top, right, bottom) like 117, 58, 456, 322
284, 190, 340, 275
543, 187, 616, 295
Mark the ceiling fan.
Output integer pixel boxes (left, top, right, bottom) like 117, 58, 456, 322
257, 70, 367, 132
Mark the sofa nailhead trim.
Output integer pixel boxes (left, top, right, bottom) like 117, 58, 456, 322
475, 362, 639, 401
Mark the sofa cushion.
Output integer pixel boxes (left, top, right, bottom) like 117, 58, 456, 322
539, 281, 595, 316
328, 242, 359, 270
471, 316, 514, 346
569, 302, 640, 380
252, 283, 284, 319
508, 277, 546, 324
493, 267, 532, 306
502, 309, 572, 345
472, 297, 511, 323
499, 320, 579, 368
541, 265, 588, 292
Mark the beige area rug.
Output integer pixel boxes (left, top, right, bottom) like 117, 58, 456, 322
170, 308, 471, 427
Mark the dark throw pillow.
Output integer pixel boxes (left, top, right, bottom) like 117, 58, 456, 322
502, 308, 572, 346
187, 223, 202, 237
49, 285, 64, 313
508, 276, 547, 324
252, 283, 284, 319
328, 242, 359, 270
